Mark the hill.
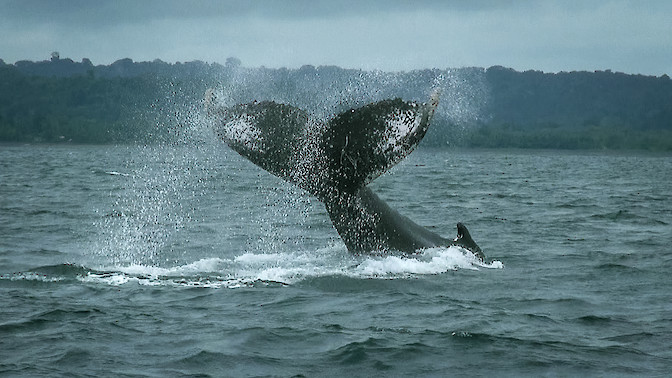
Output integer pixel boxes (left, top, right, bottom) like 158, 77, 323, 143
1, 56, 670, 150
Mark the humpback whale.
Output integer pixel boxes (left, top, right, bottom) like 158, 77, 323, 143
206, 90, 484, 261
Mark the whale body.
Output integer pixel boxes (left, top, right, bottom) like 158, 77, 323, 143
206, 91, 484, 260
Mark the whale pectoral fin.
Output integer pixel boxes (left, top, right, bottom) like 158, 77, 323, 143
454, 222, 485, 261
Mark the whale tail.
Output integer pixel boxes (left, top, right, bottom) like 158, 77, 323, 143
208, 92, 438, 200
207, 90, 484, 257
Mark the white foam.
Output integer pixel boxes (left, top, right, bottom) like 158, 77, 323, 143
354, 246, 503, 277
105, 171, 130, 177
76, 245, 501, 289
116, 257, 225, 277
234, 252, 285, 265
1, 272, 65, 282
485, 260, 504, 269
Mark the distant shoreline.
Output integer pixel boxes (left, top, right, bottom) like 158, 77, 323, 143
3, 142, 671, 156
2, 57, 671, 151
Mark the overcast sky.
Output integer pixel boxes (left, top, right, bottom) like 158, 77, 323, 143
1, 0, 670, 75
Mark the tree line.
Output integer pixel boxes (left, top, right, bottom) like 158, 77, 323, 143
1, 56, 670, 150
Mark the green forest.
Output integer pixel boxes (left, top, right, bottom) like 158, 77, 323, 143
1, 56, 671, 150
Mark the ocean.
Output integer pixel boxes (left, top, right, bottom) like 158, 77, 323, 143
1, 143, 671, 376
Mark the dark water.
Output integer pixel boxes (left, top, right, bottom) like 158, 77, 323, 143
1, 144, 671, 376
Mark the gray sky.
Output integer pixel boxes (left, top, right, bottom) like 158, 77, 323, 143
1, 0, 670, 75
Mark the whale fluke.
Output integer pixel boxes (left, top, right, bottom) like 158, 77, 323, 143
207, 91, 485, 260
321, 97, 436, 194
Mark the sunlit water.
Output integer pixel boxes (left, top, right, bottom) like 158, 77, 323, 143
1, 144, 671, 376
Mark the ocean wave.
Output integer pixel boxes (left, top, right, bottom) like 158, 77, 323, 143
2, 246, 503, 289
0, 263, 88, 283
355, 247, 503, 277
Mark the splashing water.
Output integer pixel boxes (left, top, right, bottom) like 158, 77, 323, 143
210, 65, 487, 125
78, 245, 502, 289
93, 81, 220, 268
90, 65, 493, 283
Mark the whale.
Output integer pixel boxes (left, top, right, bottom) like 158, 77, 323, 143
206, 90, 484, 260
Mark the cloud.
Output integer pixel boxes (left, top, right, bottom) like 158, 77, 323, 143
1, 0, 670, 75
0, 0, 525, 25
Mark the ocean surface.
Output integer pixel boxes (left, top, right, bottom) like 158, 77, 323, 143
1, 143, 671, 376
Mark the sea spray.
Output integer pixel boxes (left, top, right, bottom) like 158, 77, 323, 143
91, 66, 488, 273
92, 79, 219, 268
